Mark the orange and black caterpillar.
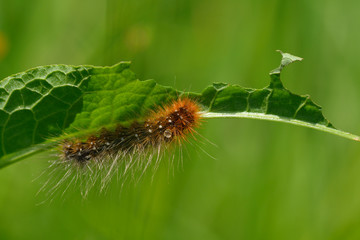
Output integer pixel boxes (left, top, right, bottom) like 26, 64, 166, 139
61, 98, 201, 164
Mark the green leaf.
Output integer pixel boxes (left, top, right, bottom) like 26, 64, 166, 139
0, 62, 179, 167
0, 51, 358, 168
200, 51, 359, 141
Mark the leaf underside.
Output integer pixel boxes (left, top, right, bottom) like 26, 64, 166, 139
0, 51, 358, 168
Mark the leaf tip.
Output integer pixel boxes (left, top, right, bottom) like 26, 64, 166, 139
276, 50, 303, 64
270, 50, 303, 77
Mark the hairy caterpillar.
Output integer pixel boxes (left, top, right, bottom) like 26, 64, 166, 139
38, 97, 204, 199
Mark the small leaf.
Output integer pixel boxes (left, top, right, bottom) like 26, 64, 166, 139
0, 51, 358, 168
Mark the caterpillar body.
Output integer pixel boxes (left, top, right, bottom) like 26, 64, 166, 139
62, 98, 201, 164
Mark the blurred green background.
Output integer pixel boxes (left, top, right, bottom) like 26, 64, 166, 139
1, 0, 360, 239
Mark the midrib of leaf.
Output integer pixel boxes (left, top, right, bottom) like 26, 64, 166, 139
201, 112, 360, 141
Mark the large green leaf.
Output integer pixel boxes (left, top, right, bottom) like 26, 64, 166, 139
0, 51, 358, 168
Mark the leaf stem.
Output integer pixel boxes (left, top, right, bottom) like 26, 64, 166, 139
201, 112, 360, 142
0, 143, 54, 169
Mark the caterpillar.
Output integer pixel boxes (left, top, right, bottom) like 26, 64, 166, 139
61, 98, 201, 164
38, 97, 203, 199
